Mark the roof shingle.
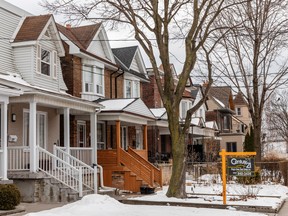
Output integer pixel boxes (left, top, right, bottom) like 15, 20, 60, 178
14, 15, 52, 42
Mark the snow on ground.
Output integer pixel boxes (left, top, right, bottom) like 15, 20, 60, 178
26, 194, 266, 216
130, 184, 288, 209
25, 180, 288, 216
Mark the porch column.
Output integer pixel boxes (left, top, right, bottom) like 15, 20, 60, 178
116, 120, 121, 164
29, 101, 37, 173
0, 99, 8, 180
63, 108, 70, 155
90, 112, 97, 164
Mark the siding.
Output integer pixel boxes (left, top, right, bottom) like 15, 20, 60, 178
13, 46, 34, 84
0, 7, 21, 74
87, 34, 106, 58
130, 57, 139, 72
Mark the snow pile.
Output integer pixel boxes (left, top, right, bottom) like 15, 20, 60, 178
26, 193, 267, 216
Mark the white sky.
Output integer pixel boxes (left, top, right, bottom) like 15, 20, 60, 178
4, 0, 186, 72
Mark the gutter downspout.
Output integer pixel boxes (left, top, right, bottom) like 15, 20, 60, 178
110, 68, 120, 98
115, 69, 124, 98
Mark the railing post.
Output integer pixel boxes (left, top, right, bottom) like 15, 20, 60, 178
94, 166, 98, 194
151, 169, 154, 186
79, 167, 83, 197
53, 145, 57, 170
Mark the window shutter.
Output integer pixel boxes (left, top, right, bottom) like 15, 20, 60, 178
36, 45, 41, 73
52, 51, 57, 79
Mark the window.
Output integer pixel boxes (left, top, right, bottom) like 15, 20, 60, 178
236, 107, 241, 116
41, 49, 50, 76
77, 121, 87, 147
36, 45, 57, 78
226, 142, 237, 152
95, 67, 103, 95
23, 110, 47, 148
223, 115, 229, 130
125, 79, 140, 98
135, 126, 143, 150
97, 123, 105, 149
180, 100, 192, 119
83, 65, 104, 96
84, 65, 93, 92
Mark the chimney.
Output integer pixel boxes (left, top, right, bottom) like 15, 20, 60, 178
66, 24, 71, 29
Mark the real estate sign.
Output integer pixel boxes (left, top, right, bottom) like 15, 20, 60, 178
227, 157, 255, 176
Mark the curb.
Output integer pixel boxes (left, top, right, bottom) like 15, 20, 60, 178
119, 199, 279, 213
0, 206, 25, 216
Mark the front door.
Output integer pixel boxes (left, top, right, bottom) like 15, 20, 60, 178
77, 121, 86, 147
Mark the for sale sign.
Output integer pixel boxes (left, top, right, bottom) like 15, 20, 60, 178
227, 157, 255, 176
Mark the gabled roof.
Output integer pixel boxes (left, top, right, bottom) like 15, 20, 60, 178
14, 15, 52, 42
12, 14, 65, 56
112, 46, 138, 69
150, 108, 167, 119
57, 23, 117, 68
234, 92, 248, 106
97, 98, 155, 120
57, 23, 101, 50
208, 86, 234, 109
112, 46, 148, 81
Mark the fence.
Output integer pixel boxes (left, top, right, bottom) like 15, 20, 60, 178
186, 161, 288, 185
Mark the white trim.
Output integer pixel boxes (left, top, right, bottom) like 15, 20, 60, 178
11, 41, 37, 47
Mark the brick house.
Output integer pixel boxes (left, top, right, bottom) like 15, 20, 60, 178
142, 65, 218, 163
57, 22, 162, 192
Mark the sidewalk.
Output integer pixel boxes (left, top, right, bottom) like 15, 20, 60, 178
2, 203, 66, 216
277, 198, 288, 216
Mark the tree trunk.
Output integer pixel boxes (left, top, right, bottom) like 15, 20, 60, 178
166, 131, 187, 198
253, 117, 262, 162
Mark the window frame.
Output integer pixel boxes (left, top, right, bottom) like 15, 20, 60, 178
226, 142, 237, 152
36, 45, 57, 78
82, 64, 104, 96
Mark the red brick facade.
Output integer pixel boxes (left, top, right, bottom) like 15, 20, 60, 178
142, 75, 162, 108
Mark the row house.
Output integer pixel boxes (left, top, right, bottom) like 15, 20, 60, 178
1, 0, 103, 202
1, 0, 162, 201
142, 65, 218, 163
206, 86, 249, 152
57, 24, 162, 192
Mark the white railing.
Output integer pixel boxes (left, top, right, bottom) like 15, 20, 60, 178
70, 147, 92, 166
53, 145, 97, 193
8, 146, 30, 171
37, 146, 84, 197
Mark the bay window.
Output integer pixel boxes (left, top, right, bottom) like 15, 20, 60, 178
83, 65, 104, 96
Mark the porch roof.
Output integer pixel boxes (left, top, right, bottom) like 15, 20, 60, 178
97, 98, 155, 124
10, 90, 103, 113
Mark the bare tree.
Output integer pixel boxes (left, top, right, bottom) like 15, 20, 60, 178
42, 0, 241, 198
214, 0, 288, 161
266, 91, 288, 153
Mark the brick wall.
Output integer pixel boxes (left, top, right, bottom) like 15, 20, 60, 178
61, 42, 82, 98
104, 70, 124, 99
142, 75, 162, 108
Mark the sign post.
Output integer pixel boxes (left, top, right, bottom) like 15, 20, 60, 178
219, 149, 256, 205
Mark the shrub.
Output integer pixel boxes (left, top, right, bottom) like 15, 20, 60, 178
0, 184, 21, 210
236, 167, 261, 185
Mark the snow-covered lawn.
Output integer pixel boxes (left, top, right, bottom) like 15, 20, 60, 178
25, 181, 288, 216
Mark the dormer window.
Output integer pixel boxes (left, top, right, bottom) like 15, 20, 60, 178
36, 45, 57, 79
41, 49, 50, 76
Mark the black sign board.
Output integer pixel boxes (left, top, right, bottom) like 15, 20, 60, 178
227, 157, 255, 176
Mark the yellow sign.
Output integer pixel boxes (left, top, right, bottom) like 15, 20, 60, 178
219, 149, 256, 205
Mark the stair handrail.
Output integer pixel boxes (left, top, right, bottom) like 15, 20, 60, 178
37, 146, 83, 197
128, 147, 162, 187
54, 145, 110, 192
119, 148, 153, 186
53, 145, 97, 192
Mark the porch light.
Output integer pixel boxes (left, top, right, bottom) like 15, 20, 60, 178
11, 113, 16, 122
